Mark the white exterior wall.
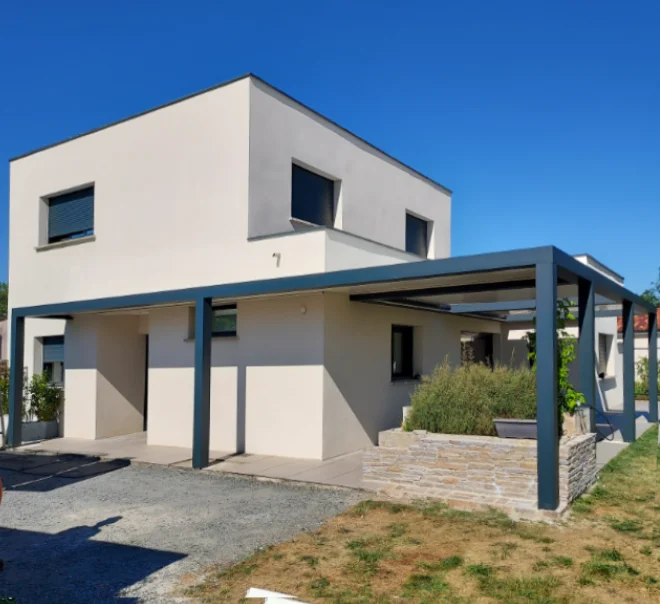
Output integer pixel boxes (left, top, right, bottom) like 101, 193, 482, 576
24, 318, 66, 378
248, 79, 451, 259
147, 294, 325, 458
63, 314, 145, 439
322, 293, 500, 458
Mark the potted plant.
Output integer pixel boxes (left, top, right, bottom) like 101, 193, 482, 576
494, 299, 586, 439
23, 373, 62, 441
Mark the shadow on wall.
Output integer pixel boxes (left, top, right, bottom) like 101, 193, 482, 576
0, 517, 185, 603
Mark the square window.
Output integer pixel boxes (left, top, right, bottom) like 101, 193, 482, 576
291, 164, 335, 227
46, 186, 95, 244
405, 213, 429, 257
188, 305, 237, 338
212, 306, 237, 337
392, 325, 414, 380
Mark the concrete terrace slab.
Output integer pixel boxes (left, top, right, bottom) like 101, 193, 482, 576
15, 432, 369, 490
205, 450, 367, 490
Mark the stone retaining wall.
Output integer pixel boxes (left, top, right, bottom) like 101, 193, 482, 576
363, 430, 597, 516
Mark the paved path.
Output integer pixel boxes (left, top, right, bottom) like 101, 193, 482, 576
0, 453, 365, 603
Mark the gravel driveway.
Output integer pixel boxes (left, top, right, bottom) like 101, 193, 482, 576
0, 453, 365, 603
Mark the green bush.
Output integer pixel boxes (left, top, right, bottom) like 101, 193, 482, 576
26, 373, 62, 422
404, 360, 536, 436
0, 364, 62, 422
634, 356, 659, 398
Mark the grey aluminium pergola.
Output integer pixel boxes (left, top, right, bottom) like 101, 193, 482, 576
6, 245, 657, 510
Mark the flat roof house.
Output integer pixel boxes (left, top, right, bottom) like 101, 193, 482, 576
6, 74, 657, 510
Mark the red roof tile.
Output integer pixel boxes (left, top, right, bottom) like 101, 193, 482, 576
617, 308, 660, 333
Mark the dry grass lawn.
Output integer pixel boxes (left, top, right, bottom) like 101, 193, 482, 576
183, 426, 659, 603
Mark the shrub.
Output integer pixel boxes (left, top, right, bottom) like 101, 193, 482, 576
634, 356, 659, 398
404, 360, 536, 436
26, 373, 62, 422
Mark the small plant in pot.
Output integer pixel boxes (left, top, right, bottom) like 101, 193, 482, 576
2, 371, 63, 443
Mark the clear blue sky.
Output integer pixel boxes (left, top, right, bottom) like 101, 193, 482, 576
1, 1, 658, 292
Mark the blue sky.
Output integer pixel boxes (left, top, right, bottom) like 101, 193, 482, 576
1, 1, 658, 292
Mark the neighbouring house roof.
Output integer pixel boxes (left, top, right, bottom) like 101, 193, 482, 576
617, 308, 660, 333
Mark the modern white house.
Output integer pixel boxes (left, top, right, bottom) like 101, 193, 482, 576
6, 74, 654, 482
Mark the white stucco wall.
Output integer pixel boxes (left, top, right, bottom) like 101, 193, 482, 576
322, 293, 501, 458
248, 79, 451, 259
9, 78, 252, 308
146, 294, 325, 458
63, 314, 145, 439
24, 318, 67, 378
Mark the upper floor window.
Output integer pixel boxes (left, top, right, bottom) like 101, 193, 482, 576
291, 164, 335, 227
405, 213, 429, 257
47, 186, 94, 244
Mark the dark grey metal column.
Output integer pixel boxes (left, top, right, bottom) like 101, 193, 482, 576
6, 314, 25, 448
578, 278, 596, 432
192, 297, 212, 469
648, 311, 658, 424
622, 300, 636, 442
536, 263, 559, 510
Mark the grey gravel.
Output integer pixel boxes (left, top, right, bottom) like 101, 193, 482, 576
0, 461, 366, 603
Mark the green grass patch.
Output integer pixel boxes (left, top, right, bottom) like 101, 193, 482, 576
581, 548, 639, 581
417, 555, 464, 572
402, 573, 451, 598
477, 575, 561, 602
491, 541, 519, 559
465, 563, 494, 578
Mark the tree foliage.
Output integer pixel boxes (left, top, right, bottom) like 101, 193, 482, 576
0, 282, 7, 320
640, 268, 660, 306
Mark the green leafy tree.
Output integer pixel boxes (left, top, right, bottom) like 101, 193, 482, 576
0, 282, 7, 320
640, 268, 660, 306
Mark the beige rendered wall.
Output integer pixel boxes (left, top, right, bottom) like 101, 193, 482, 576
63, 316, 98, 439
248, 79, 451, 259
95, 315, 145, 439
63, 314, 145, 439
322, 293, 501, 459
147, 293, 325, 458
9, 78, 251, 308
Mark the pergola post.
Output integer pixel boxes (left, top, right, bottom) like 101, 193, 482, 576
536, 262, 559, 510
578, 278, 596, 432
192, 297, 212, 469
6, 313, 25, 448
648, 311, 658, 424
621, 299, 636, 442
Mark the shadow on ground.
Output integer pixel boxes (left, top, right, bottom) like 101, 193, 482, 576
0, 452, 130, 492
0, 517, 186, 603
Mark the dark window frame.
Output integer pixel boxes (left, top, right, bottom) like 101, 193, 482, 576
211, 304, 238, 338
46, 185, 95, 244
291, 163, 336, 227
405, 213, 429, 257
391, 324, 414, 380
597, 332, 611, 377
